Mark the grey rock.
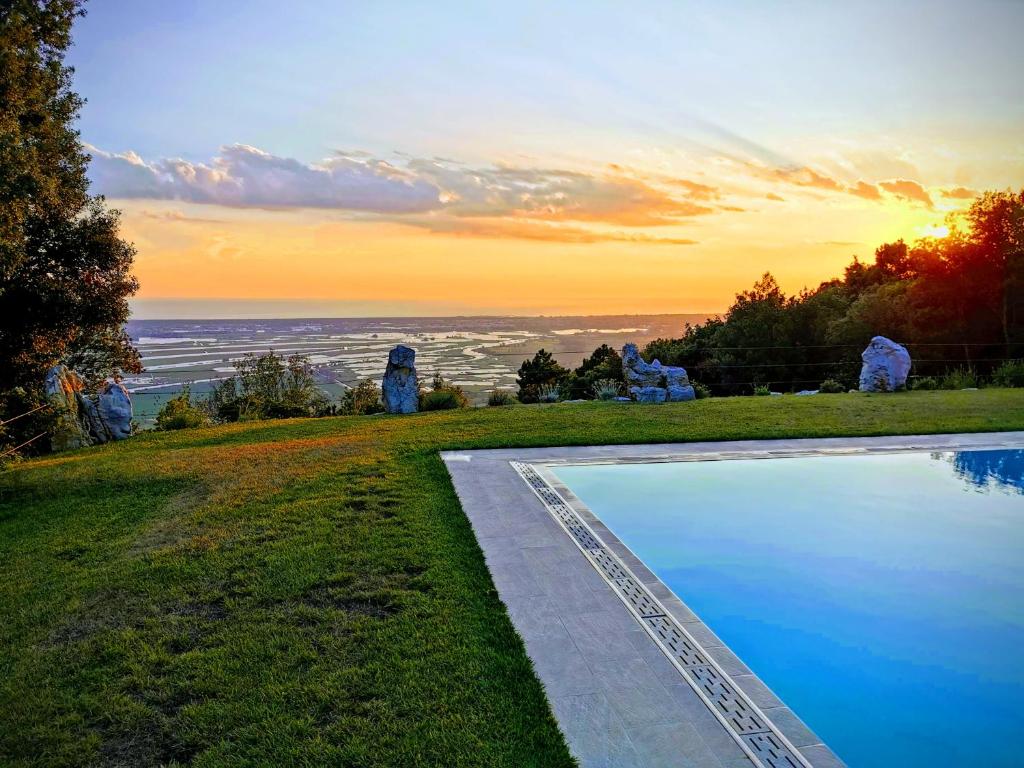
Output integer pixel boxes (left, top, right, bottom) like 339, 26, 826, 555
859, 336, 911, 392
382, 345, 419, 414
622, 344, 693, 403
45, 365, 95, 451
97, 380, 133, 441
666, 384, 696, 402
629, 386, 667, 403
45, 366, 134, 450
795, 389, 819, 396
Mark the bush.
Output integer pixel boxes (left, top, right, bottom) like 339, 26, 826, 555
341, 379, 384, 415
155, 385, 209, 430
207, 351, 331, 422
537, 384, 560, 403
692, 381, 712, 399
911, 376, 939, 391
516, 349, 568, 403
591, 379, 622, 401
939, 367, 978, 390
753, 384, 772, 396
420, 390, 464, 411
487, 388, 516, 406
818, 379, 845, 394
992, 360, 1024, 388
422, 374, 469, 409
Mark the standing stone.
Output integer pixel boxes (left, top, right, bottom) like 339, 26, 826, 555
97, 379, 133, 440
44, 365, 95, 451
859, 336, 912, 392
382, 345, 419, 414
622, 343, 696, 403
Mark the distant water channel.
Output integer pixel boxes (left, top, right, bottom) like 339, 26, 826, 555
124, 314, 700, 424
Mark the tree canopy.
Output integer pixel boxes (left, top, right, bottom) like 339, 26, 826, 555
0, 0, 139, 394
643, 189, 1024, 393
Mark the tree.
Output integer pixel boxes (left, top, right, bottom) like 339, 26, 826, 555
565, 344, 623, 399
516, 349, 568, 403
0, 0, 140, 394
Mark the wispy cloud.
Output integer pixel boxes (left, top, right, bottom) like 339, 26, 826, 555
409, 217, 698, 245
941, 186, 978, 200
878, 179, 933, 208
89, 144, 717, 229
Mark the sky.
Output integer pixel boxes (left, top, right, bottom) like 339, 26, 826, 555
68, 0, 1024, 318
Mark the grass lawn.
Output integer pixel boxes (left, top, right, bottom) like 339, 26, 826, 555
3, 390, 1024, 767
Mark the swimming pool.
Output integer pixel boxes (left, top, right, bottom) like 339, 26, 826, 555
553, 449, 1024, 768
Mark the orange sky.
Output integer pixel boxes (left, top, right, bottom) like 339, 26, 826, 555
70, 3, 1023, 318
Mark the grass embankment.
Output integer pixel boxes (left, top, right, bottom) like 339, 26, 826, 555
3, 390, 1024, 767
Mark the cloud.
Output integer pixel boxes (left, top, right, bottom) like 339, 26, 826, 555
89, 144, 715, 227
879, 179, 933, 208
765, 192, 785, 202
407, 217, 699, 245
849, 181, 882, 200
941, 186, 978, 200
670, 179, 719, 201
89, 144, 443, 214
137, 209, 227, 224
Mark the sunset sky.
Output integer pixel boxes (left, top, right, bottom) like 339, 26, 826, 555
70, 0, 1024, 318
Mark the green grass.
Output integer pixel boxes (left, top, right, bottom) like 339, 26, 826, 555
2, 390, 1024, 767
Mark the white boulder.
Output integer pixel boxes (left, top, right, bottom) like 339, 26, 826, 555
858, 336, 911, 392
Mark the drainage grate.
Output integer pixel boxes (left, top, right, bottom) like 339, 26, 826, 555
510, 460, 815, 768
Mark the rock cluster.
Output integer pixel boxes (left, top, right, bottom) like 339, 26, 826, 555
382, 345, 419, 414
45, 365, 134, 451
621, 344, 695, 403
858, 336, 912, 392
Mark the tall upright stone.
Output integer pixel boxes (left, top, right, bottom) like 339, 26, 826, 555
859, 336, 912, 392
44, 365, 95, 451
97, 379, 133, 441
382, 345, 419, 414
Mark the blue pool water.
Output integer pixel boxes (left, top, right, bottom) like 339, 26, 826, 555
553, 449, 1024, 768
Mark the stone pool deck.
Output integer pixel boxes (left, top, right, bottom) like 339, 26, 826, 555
442, 431, 1024, 768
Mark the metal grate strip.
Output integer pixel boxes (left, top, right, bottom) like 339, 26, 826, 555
510, 460, 814, 768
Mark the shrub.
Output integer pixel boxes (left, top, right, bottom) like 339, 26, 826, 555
422, 374, 469, 409
911, 376, 939, 391
487, 388, 516, 406
537, 384, 560, 403
591, 378, 622, 401
992, 360, 1024, 388
341, 379, 384, 415
753, 384, 772, 396
939, 367, 978, 390
692, 381, 712, 399
155, 385, 208, 430
420, 390, 464, 411
207, 350, 331, 422
516, 349, 568, 403
818, 379, 845, 394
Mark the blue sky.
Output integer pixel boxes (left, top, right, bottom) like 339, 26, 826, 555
66, 1, 1024, 316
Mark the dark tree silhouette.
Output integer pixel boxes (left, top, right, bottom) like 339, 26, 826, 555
0, 0, 140, 395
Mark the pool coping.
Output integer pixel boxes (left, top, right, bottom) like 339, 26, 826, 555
441, 431, 1024, 768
